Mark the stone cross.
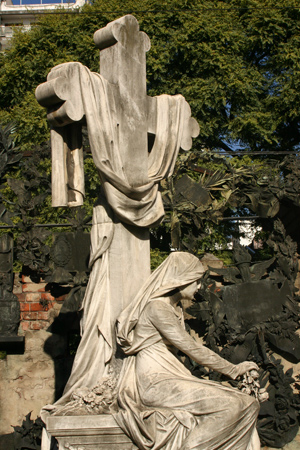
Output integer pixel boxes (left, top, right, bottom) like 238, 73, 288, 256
95, 15, 151, 187
36, 15, 199, 399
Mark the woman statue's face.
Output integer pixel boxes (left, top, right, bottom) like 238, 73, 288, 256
180, 281, 199, 300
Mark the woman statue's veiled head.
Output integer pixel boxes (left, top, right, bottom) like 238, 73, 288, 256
150, 252, 205, 299
117, 252, 205, 348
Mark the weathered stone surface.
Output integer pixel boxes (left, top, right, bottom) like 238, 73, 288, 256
0, 290, 20, 335
50, 232, 91, 272
0, 330, 55, 434
45, 415, 136, 450
35, 13, 200, 412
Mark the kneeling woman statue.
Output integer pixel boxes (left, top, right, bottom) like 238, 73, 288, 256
116, 252, 260, 450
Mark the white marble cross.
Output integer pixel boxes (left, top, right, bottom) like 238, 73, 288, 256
36, 15, 198, 206
35, 15, 199, 400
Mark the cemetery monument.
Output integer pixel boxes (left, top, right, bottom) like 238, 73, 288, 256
36, 14, 262, 450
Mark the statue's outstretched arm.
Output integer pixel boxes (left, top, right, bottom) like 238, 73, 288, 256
147, 300, 258, 379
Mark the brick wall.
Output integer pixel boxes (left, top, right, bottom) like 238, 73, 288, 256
0, 273, 70, 434
15, 275, 65, 332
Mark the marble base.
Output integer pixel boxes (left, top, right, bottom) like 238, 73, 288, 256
45, 415, 136, 450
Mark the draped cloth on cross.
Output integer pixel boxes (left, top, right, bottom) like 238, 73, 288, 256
46, 62, 190, 404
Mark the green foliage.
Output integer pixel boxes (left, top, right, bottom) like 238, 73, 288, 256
83, 155, 100, 216
150, 248, 169, 270
1, 0, 300, 153
157, 146, 295, 255
0, 0, 300, 262
5, 93, 49, 151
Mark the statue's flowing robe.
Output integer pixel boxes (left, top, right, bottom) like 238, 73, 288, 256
47, 63, 189, 405
116, 253, 260, 450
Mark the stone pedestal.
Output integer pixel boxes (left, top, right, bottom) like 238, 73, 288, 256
45, 415, 136, 450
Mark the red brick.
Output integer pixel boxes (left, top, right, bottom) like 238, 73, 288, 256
55, 295, 67, 302
22, 312, 39, 321
30, 302, 44, 312
21, 322, 30, 331
19, 302, 30, 312
30, 321, 47, 330
21, 312, 29, 320
25, 293, 41, 302
40, 293, 55, 301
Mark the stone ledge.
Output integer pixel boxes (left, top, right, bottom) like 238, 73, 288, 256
46, 415, 136, 450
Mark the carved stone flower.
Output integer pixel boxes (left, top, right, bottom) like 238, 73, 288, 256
277, 416, 290, 432
275, 396, 289, 413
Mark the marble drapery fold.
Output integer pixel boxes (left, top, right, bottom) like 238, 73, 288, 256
50, 62, 186, 227
55, 199, 114, 406
48, 63, 190, 405
117, 252, 206, 354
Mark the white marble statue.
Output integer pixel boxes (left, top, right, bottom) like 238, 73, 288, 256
36, 16, 262, 450
35, 16, 199, 406
115, 252, 261, 450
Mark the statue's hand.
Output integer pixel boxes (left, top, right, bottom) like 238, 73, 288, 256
235, 361, 259, 377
